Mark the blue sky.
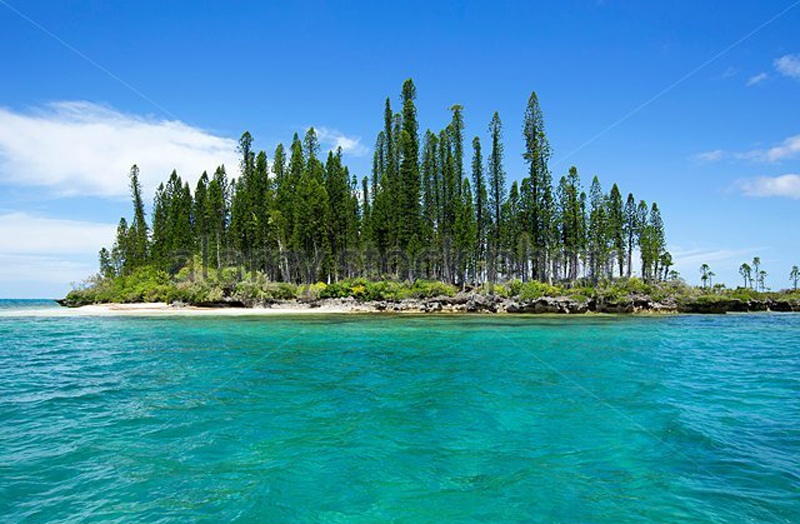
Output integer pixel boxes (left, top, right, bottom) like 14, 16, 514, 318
1, 0, 799, 297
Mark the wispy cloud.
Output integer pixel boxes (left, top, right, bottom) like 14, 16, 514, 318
0, 212, 116, 295
0, 102, 239, 197
314, 126, 369, 157
670, 246, 761, 279
742, 134, 800, 162
738, 174, 800, 199
0, 212, 116, 255
692, 149, 725, 162
774, 53, 800, 79
722, 66, 738, 79
694, 134, 800, 164
0, 254, 97, 286
746, 72, 768, 86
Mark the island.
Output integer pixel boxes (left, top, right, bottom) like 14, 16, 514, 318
61, 80, 800, 315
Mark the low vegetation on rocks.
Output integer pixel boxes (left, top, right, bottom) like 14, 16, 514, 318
60, 268, 800, 314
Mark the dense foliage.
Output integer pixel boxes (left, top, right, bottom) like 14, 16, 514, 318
95, 80, 672, 296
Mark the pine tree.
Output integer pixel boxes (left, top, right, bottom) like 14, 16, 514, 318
111, 217, 129, 274
383, 99, 399, 253
502, 181, 522, 278
127, 165, 149, 268
371, 172, 392, 275
194, 172, 210, 277
325, 149, 351, 280
587, 176, 608, 281
207, 166, 229, 269
635, 200, 649, 278
623, 193, 637, 278
455, 177, 477, 286
578, 191, 588, 278
239, 132, 255, 176
372, 131, 385, 201
450, 105, 465, 197
361, 175, 372, 248
383, 99, 396, 186
93, 80, 675, 294
522, 91, 552, 281
487, 112, 505, 280
471, 136, 488, 278
607, 183, 625, 277
291, 149, 329, 283
421, 130, 439, 274
173, 181, 195, 267
98, 248, 114, 278
648, 203, 665, 280
282, 133, 306, 264
272, 144, 286, 186
542, 181, 558, 282
151, 182, 170, 269
558, 167, 584, 282
229, 132, 260, 269
398, 79, 421, 253
304, 127, 320, 161
440, 126, 461, 283
252, 150, 273, 273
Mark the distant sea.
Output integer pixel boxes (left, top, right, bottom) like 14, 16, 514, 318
1, 299, 798, 523
0, 298, 59, 310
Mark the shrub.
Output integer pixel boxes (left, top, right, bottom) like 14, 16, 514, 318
319, 281, 352, 299
364, 280, 405, 301
233, 275, 297, 303
504, 279, 524, 297
518, 281, 563, 301
410, 280, 456, 298
300, 282, 328, 300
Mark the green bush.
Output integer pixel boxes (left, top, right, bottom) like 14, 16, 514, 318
409, 280, 456, 298
319, 280, 353, 299
503, 279, 524, 297
166, 281, 210, 304
518, 281, 563, 301
234, 278, 297, 302
299, 282, 328, 300
364, 280, 406, 301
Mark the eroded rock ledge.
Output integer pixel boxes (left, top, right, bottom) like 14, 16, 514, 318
160, 293, 800, 314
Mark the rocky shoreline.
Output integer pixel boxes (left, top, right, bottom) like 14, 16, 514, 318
87, 293, 799, 315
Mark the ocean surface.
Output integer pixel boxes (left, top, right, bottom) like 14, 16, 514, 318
1, 300, 798, 523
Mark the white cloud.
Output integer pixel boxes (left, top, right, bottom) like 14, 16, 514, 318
774, 53, 800, 79
670, 246, 761, 283
693, 149, 724, 162
722, 66, 738, 79
721, 134, 800, 163
0, 102, 239, 197
0, 212, 116, 255
671, 247, 755, 267
746, 72, 768, 86
0, 212, 116, 296
761, 135, 800, 162
314, 126, 369, 157
0, 254, 96, 285
739, 174, 800, 199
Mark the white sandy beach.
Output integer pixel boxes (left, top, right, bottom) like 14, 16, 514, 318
0, 302, 361, 317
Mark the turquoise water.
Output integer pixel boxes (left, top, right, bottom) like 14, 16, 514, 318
1, 301, 799, 523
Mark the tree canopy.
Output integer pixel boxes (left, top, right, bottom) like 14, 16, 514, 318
102, 80, 672, 288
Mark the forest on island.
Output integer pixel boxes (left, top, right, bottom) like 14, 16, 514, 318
97, 79, 672, 293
